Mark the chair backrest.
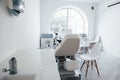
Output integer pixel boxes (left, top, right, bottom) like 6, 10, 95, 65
55, 34, 80, 56
90, 43, 101, 57
94, 35, 100, 42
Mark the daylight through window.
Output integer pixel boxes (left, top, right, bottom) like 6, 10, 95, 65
50, 7, 88, 37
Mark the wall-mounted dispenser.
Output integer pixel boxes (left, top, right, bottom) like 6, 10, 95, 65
7, 0, 25, 16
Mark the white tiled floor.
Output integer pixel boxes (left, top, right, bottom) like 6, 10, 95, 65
76, 52, 120, 80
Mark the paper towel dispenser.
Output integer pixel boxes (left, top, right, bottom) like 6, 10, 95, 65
7, 0, 25, 16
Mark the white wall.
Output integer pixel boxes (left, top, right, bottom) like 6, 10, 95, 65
97, 0, 120, 57
40, 0, 97, 39
0, 0, 40, 62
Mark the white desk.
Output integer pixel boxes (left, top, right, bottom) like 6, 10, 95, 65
0, 49, 60, 80
40, 49, 60, 80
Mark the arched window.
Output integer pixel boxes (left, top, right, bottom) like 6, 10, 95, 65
50, 6, 88, 37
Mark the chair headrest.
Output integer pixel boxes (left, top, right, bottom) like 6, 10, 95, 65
64, 34, 79, 39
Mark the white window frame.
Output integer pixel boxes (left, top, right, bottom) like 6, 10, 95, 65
49, 6, 88, 36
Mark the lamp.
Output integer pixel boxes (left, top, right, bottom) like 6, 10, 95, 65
7, 0, 25, 16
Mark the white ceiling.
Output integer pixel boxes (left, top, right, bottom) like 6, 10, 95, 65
61, 0, 113, 3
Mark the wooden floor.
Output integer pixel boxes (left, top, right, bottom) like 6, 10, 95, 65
76, 52, 120, 80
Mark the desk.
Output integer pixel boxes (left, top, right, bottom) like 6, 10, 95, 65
40, 49, 60, 80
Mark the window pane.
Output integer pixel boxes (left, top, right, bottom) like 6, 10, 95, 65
50, 9, 67, 33
68, 9, 84, 33
50, 7, 85, 36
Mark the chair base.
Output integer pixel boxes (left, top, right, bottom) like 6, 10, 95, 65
56, 56, 81, 80
80, 60, 100, 77
61, 75, 81, 80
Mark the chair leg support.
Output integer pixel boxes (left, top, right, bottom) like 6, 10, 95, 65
80, 60, 85, 70
91, 60, 93, 70
94, 60, 100, 76
85, 60, 89, 77
81, 60, 100, 77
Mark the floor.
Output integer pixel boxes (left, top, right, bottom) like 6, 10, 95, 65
76, 52, 120, 80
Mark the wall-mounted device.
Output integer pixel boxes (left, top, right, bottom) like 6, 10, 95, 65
91, 6, 94, 10
6, 0, 25, 16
